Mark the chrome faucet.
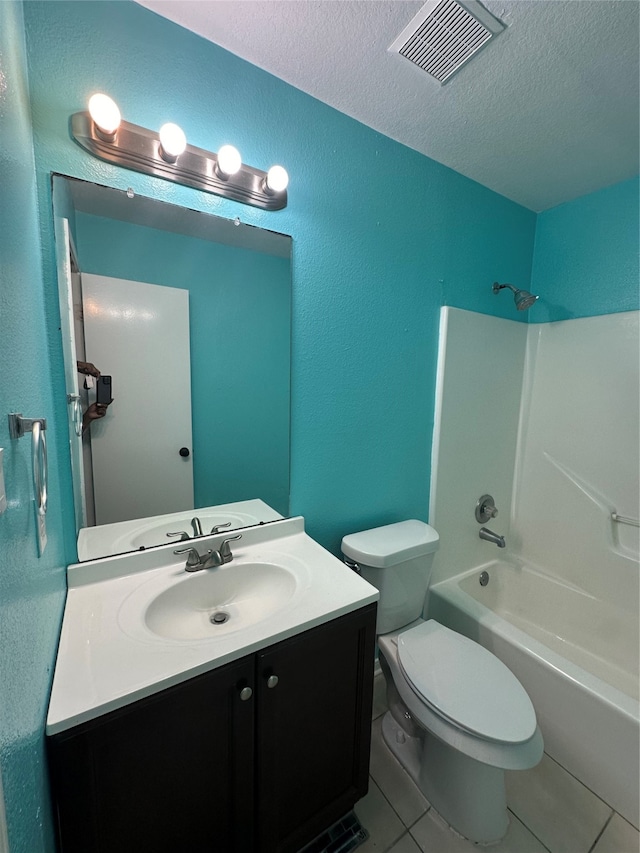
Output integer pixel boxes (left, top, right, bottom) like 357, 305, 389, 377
191, 517, 203, 537
175, 534, 242, 572
479, 527, 506, 548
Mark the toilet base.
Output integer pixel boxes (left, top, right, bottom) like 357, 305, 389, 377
381, 711, 509, 844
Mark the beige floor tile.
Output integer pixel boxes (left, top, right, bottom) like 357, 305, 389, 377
410, 808, 549, 853
355, 778, 405, 853
506, 753, 612, 853
369, 716, 429, 828
386, 832, 422, 853
591, 813, 640, 853
372, 670, 388, 720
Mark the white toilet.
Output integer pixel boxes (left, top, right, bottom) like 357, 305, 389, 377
341, 520, 543, 844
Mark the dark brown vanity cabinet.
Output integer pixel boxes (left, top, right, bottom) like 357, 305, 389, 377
48, 604, 376, 853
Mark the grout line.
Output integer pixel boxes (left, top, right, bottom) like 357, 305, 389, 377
370, 772, 409, 828
586, 811, 614, 853
383, 829, 409, 853
506, 807, 553, 853
542, 751, 611, 809
508, 751, 620, 852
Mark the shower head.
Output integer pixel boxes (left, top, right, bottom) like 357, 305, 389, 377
492, 282, 539, 312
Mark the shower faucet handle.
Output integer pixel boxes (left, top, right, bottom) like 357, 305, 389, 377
475, 494, 498, 524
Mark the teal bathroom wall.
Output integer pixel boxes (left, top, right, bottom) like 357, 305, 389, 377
0, 2, 68, 850
23, 0, 536, 559
531, 176, 640, 322
75, 212, 290, 514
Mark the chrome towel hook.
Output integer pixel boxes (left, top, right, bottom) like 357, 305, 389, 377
8, 413, 48, 556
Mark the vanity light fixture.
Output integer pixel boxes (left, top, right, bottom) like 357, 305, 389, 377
158, 123, 187, 163
72, 93, 288, 210
264, 165, 289, 195
215, 144, 242, 178
88, 93, 121, 141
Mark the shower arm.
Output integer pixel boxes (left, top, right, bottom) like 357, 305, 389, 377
492, 282, 518, 295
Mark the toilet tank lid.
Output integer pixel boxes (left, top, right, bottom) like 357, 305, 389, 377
341, 520, 439, 568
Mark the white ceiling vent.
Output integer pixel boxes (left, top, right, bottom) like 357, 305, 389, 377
389, 0, 505, 85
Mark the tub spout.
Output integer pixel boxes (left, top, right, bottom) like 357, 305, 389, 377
479, 527, 506, 548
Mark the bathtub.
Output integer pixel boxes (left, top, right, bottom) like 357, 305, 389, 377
427, 560, 640, 828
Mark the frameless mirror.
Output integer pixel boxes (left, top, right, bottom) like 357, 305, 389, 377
52, 174, 291, 559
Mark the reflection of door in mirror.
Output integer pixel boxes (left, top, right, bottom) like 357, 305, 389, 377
52, 174, 292, 546
82, 274, 193, 525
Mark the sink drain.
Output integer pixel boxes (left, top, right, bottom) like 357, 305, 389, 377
210, 611, 230, 624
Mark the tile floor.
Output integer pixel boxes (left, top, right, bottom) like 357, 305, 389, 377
354, 672, 640, 853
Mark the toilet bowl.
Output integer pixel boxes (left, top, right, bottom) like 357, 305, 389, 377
341, 521, 543, 844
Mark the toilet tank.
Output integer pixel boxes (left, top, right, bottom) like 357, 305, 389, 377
341, 520, 439, 635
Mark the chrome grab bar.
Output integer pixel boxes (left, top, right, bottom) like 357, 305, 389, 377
611, 512, 640, 528
32, 421, 48, 518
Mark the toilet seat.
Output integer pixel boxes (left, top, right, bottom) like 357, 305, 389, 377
397, 620, 537, 744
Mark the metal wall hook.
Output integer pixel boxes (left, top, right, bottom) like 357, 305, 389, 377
8, 413, 47, 439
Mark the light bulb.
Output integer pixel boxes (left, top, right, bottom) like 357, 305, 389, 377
159, 123, 187, 162
265, 165, 289, 193
216, 145, 241, 178
88, 93, 121, 138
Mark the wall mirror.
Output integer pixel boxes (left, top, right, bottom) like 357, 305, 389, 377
52, 174, 291, 559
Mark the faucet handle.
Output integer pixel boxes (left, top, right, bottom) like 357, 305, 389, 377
166, 530, 190, 541
475, 494, 498, 523
219, 534, 242, 563
173, 546, 202, 568
211, 522, 232, 534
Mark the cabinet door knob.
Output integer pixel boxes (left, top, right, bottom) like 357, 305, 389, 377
239, 686, 253, 701
266, 675, 279, 689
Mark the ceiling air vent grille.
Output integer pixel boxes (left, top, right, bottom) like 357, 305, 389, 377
389, 0, 505, 85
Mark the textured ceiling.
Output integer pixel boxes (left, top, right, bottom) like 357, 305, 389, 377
135, 0, 639, 211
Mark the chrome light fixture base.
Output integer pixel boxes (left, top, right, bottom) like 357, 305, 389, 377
71, 112, 287, 211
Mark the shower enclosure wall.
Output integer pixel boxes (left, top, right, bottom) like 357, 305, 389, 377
427, 307, 640, 827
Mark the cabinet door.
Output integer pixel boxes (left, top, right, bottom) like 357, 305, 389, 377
255, 604, 376, 853
48, 657, 255, 853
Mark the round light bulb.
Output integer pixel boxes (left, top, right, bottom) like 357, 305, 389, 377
266, 165, 289, 193
217, 144, 241, 177
159, 123, 187, 161
88, 93, 121, 137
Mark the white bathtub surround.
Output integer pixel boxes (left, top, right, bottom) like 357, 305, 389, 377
428, 308, 527, 587
514, 312, 639, 612
428, 307, 639, 829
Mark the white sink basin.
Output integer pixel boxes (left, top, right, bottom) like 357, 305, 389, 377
117, 541, 312, 645
145, 562, 298, 641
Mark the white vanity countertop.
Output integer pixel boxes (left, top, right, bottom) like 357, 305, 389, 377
47, 517, 378, 735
